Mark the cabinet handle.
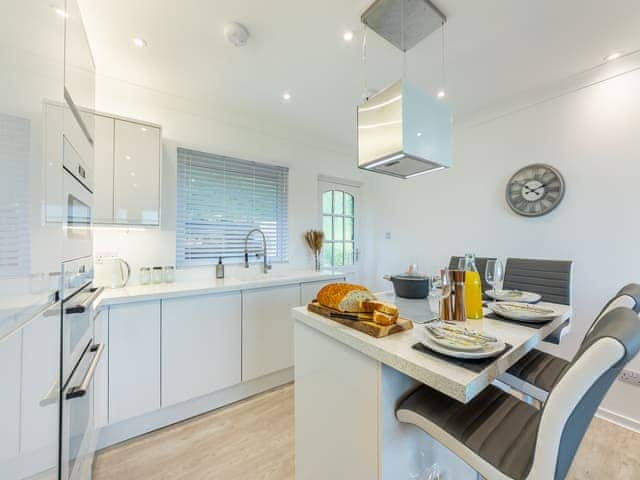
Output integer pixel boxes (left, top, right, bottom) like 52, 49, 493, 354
65, 343, 104, 400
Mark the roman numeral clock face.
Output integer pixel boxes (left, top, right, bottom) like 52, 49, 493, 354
506, 164, 565, 217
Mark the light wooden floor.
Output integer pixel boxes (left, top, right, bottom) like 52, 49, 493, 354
94, 383, 640, 480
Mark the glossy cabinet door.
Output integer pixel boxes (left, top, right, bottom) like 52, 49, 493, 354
0, 333, 21, 468
108, 301, 161, 424
113, 120, 161, 225
242, 285, 301, 382
19, 306, 60, 477
93, 309, 109, 429
93, 115, 115, 223
161, 293, 242, 407
300, 278, 345, 306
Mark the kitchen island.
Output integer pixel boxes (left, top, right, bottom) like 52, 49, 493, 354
293, 294, 571, 479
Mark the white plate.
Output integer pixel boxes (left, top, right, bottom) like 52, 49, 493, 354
420, 334, 507, 360
487, 301, 558, 323
424, 327, 484, 351
485, 289, 541, 303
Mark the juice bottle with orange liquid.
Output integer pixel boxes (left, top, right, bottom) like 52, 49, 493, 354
463, 253, 484, 319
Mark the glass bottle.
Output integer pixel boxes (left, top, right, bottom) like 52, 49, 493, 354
463, 253, 484, 319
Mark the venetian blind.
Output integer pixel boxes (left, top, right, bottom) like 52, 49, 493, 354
0, 113, 30, 278
176, 148, 289, 267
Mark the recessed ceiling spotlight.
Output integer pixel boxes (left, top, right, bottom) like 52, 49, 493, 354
343, 30, 354, 42
130, 171, 136, 177
282, 91, 292, 101
416, 132, 423, 137
131, 37, 148, 48
140, 126, 147, 132
51, 6, 68, 18
437, 90, 446, 99
605, 52, 622, 62
125, 155, 131, 160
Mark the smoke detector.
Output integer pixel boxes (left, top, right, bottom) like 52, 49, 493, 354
224, 22, 250, 47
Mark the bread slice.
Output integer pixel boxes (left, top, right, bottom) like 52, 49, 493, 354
372, 310, 398, 326
359, 300, 399, 316
316, 283, 377, 312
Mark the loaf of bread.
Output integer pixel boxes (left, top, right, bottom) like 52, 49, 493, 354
316, 283, 377, 312
372, 310, 398, 326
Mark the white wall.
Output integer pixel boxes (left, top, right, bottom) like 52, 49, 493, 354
92, 75, 377, 284
368, 66, 640, 426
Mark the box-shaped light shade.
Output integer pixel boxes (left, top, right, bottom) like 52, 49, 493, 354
357, 80, 452, 179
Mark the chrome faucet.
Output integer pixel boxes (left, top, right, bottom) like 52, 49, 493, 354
244, 228, 272, 274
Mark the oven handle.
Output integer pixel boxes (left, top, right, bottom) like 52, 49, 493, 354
65, 343, 104, 400
65, 287, 104, 315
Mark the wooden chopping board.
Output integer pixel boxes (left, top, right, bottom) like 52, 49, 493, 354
307, 302, 413, 338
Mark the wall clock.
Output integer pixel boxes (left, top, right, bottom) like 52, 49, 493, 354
506, 164, 565, 217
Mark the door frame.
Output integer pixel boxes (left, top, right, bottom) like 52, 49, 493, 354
317, 175, 363, 283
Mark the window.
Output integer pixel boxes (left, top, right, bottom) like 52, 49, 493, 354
0, 113, 30, 278
176, 148, 289, 267
321, 190, 355, 267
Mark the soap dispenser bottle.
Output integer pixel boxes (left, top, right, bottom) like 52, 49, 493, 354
216, 257, 225, 279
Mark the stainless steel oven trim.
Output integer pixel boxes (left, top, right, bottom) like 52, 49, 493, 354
65, 343, 104, 400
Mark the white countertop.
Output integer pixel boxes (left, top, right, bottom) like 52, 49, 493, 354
293, 297, 572, 403
96, 270, 345, 308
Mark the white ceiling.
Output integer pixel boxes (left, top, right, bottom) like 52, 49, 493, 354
79, 0, 640, 148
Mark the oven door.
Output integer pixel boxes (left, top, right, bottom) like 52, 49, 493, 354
63, 137, 93, 263
61, 281, 101, 382
60, 342, 104, 480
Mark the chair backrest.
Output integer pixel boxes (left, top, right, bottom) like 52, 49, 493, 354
449, 256, 497, 297
526, 306, 640, 480
503, 258, 573, 305
585, 283, 640, 338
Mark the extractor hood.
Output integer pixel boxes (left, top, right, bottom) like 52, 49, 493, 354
357, 0, 451, 179
357, 79, 451, 179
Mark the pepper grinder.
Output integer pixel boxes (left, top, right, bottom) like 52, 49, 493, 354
451, 269, 467, 321
439, 269, 453, 321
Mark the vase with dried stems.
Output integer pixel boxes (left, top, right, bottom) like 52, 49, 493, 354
304, 230, 324, 272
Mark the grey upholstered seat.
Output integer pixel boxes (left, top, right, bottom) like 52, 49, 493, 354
449, 256, 497, 299
502, 258, 573, 305
504, 283, 640, 399
397, 305, 640, 480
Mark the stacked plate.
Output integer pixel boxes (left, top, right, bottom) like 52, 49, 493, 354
487, 302, 559, 323
485, 289, 541, 303
421, 324, 506, 359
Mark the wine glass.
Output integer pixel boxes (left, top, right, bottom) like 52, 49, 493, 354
485, 259, 504, 297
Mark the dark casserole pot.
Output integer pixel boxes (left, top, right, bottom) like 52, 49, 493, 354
383, 274, 430, 299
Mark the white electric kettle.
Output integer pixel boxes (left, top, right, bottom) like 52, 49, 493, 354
95, 257, 131, 288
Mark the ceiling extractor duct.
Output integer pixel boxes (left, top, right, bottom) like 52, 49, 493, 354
357, 0, 452, 179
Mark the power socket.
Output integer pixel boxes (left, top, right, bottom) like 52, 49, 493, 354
618, 369, 640, 386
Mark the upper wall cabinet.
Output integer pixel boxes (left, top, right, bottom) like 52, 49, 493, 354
93, 115, 162, 226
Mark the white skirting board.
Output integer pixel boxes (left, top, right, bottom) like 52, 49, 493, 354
96, 367, 294, 450
596, 407, 640, 434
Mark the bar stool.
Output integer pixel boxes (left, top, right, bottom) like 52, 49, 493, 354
502, 283, 640, 401
397, 305, 640, 480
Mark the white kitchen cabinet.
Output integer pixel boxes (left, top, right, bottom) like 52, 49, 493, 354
161, 292, 242, 407
93, 115, 115, 224
109, 301, 161, 424
113, 119, 161, 225
242, 284, 301, 382
19, 306, 59, 468
300, 278, 345, 306
93, 308, 109, 429
0, 331, 21, 463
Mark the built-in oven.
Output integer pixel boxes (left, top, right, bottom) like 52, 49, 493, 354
60, 255, 102, 480
63, 136, 93, 263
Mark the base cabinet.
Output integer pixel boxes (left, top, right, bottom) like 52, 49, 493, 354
161, 292, 242, 407
108, 301, 161, 424
242, 285, 301, 382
